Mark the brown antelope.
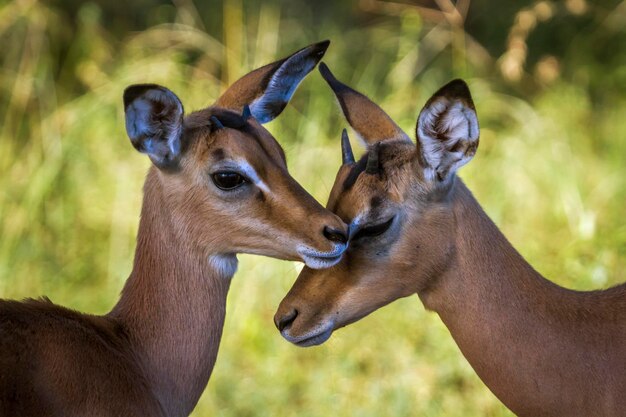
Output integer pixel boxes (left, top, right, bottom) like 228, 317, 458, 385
0, 41, 349, 417
274, 63, 626, 417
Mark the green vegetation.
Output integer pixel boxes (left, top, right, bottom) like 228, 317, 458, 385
1, 0, 625, 415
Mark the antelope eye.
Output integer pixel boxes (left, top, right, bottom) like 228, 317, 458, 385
352, 217, 395, 241
212, 171, 247, 190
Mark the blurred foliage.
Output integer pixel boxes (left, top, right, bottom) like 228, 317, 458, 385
1, 0, 625, 416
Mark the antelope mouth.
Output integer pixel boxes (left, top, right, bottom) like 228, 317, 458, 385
281, 321, 334, 347
297, 244, 346, 269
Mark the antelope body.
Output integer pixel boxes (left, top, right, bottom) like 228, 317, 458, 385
0, 42, 349, 417
275, 63, 626, 417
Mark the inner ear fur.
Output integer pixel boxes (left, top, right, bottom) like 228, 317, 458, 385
216, 40, 329, 124
415, 79, 479, 183
123, 84, 184, 170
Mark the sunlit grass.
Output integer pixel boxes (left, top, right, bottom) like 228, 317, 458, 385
1, 1, 625, 416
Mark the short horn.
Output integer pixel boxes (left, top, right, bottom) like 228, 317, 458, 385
341, 129, 355, 165
366, 143, 380, 174
242, 104, 252, 120
210, 116, 224, 129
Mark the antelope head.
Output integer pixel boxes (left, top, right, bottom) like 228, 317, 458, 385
275, 64, 479, 346
123, 42, 348, 270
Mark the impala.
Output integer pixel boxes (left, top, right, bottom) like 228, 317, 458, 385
275, 63, 626, 417
0, 42, 349, 417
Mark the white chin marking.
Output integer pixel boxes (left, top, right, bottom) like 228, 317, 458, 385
281, 321, 334, 347
208, 254, 238, 279
297, 243, 347, 269
301, 255, 342, 270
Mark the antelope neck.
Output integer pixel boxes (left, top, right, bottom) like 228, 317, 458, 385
108, 169, 233, 417
420, 180, 547, 313
417, 180, 624, 416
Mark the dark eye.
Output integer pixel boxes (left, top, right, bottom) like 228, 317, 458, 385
352, 217, 394, 241
212, 171, 247, 190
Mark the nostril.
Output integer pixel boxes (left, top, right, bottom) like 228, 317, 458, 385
276, 308, 298, 332
323, 226, 348, 244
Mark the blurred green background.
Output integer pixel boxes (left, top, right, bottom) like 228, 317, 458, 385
1, 0, 625, 415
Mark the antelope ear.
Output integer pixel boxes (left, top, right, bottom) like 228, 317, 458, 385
319, 63, 410, 145
123, 84, 184, 170
216, 40, 330, 124
415, 79, 479, 183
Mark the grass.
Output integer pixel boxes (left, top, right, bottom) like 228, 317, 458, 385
1, 1, 625, 416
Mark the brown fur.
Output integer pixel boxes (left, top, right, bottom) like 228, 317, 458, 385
0, 299, 162, 417
0, 42, 345, 417
275, 73, 626, 416
319, 63, 409, 143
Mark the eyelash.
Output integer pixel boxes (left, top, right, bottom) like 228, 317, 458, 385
351, 217, 394, 241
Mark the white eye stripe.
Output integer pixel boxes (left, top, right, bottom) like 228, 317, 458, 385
230, 161, 271, 194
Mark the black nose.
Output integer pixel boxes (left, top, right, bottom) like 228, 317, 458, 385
323, 226, 348, 244
275, 308, 298, 332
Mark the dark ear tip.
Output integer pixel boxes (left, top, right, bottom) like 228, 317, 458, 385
319, 62, 344, 90
318, 63, 352, 96
437, 79, 473, 102
297, 40, 330, 63
305, 40, 330, 61
314, 39, 331, 53
318, 62, 332, 80
447, 78, 470, 92
123, 83, 164, 109
123, 85, 145, 109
